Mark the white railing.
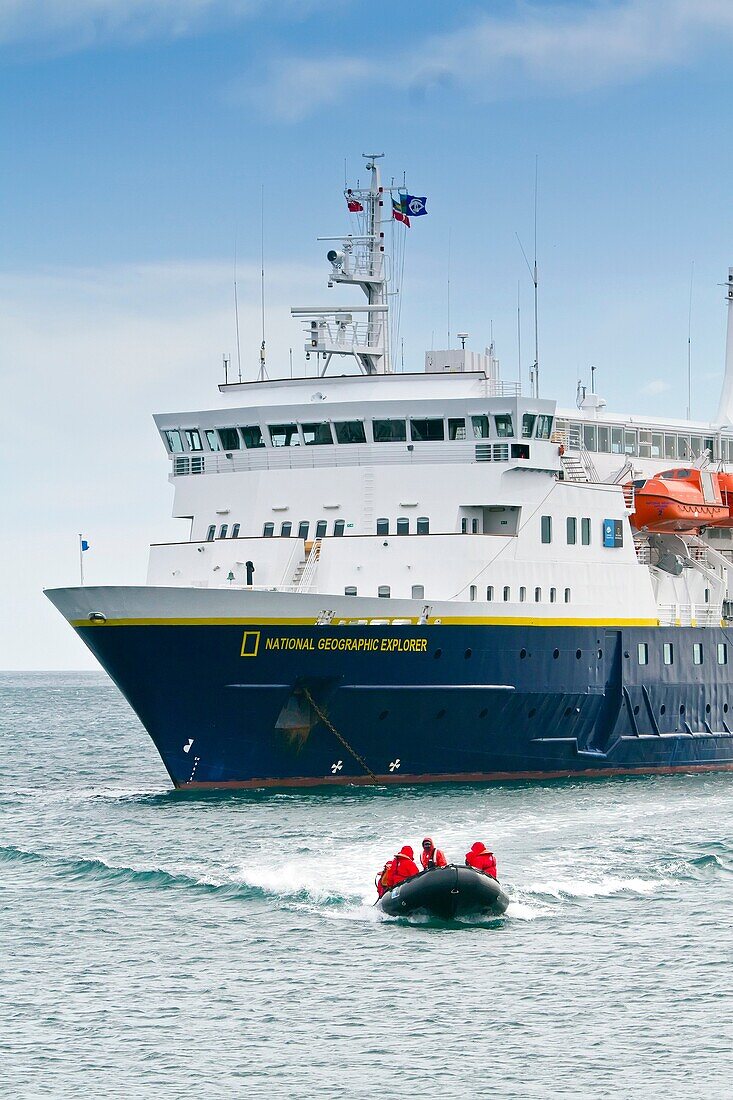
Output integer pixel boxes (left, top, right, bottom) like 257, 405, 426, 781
296, 539, 321, 593
656, 603, 722, 626
279, 540, 304, 588
623, 483, 635, 512
303, 319, 384, 353
634, 538, 650, 564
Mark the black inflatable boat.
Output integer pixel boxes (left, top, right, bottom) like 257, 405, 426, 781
376, 865, 509, 919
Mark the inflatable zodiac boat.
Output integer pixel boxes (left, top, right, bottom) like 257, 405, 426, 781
376, 865, 509, 919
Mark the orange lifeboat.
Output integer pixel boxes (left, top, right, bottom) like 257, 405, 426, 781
712, 472, 733, 527
627, 468, 729, 533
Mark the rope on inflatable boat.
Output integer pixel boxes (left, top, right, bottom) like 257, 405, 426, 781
301, 686, 378, 783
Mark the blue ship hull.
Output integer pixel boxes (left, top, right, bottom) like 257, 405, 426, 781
73, 621, 733, 788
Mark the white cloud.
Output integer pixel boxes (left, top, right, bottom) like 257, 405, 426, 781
640, 378, 671, 395
246, 0, 733, 121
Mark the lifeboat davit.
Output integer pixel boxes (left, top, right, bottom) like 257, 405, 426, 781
627, 468, 729, 533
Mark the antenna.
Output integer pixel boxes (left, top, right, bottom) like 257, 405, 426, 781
687, 261, 694, 420
258, 184, 268, 381
516, 280, 522, 387
234, 241, 242, 383
447, 228, 452, 348
516, 157, 540, 399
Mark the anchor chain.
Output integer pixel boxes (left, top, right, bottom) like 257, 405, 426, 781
301, 686, 378, 784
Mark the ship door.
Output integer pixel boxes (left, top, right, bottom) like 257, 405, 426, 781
585, 630, 623, 754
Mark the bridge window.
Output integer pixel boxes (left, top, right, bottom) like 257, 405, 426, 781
396, 518, 409, 535
333, 519, 345, 536
678, 436, 691, 460
448, 418, 466, 440
535, 415, 553, 439
597, 426, 610, 453
664, 434, 677, 460
522, 413, 536, 439
302, 421, 333, 446
718, 643, 728, 665
239, 425, 264, 449
298, 521, 309, 539
164, 430, 184, 453
206, 525, 215, 542
217, 427, 240, 450
624, 430, 637, 457
219, 524, 228, 538
345, 586, 357, 596
231, 523, 240, 538
417, 517, 429, 534
280, 522, 292, 537
205, 430, 221, 451
535, 587, 542, 602
315, 520, 327, 538
410, 418, 444, 441
335, 420, 366, 444
567, 517, 577, 545
690, 435, 703, 458
637, 642, 648, 665
471, 415, 490, 439
269, 424, 300, 447
494, 414, 513, 438
581, 517, 591, 545
541, 516, 552, 544
412, 585, 424, 599
503, 586, 511, 601
378, 585, 391, 598
373, 419, 406, 442
611, 427, 624, 454
693, 643, 703, 665
583, 424, 596, 451
263, 522, 274, 537
184, 429, 203, 452
663, 643, 673, 665
376, 518, 389, 535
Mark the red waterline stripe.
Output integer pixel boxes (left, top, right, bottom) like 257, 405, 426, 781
177, 762, 733, 791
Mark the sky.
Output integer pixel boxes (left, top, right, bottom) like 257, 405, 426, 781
3, 0, 733, 668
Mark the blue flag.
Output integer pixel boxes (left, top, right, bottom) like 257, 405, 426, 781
81, 539, 90, 552
403, 194, 427, 217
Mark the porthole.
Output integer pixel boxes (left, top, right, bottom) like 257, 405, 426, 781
379, 710, 389, 721
520, 648, 527, 659
433, 649, 442, 659
464, 648, 472, 659
633, 705, 640, 715
576, 650, 582, 660
706, 703, 711, 714
479, 708, 488, 719
597, 649, 603, 660
679, 704, 685, 715
624, 651, 630, 659
528, 708, 537, 719
660, 704, 666, 716
436, 709, 446, 720
553, 648, 560, 659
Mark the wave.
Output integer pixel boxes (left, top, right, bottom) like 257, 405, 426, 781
519, 875, 658, 901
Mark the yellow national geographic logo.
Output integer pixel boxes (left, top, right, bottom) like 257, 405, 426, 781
240, 630, 261, 657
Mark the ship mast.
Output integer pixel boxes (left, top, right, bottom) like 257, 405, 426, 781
715, 268, 733, 425
291, 154, 392, 375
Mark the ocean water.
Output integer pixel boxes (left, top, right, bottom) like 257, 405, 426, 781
1, 673, 731, 1099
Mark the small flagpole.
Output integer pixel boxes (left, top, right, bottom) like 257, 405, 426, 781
79, 533, 84, 586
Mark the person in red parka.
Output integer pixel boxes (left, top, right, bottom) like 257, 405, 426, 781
465, 841, 498, 879
420, 836, 448, 871
377, 845, 420, 894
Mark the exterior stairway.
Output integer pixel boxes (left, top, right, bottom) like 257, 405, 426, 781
561, 452, 589, 482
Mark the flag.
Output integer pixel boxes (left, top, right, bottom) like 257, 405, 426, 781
403, 194, 427, 217
81, 539, 90, 552
345, 190, 363, 213
392, 197, 410, 227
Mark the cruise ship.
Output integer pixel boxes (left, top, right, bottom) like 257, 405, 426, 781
47, 156, 733, 788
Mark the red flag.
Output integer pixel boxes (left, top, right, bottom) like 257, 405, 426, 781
392, 197, 410, 227
346, 190, 363, 213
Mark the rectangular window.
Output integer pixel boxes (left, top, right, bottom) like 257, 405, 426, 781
522, 413, 536, 439
550, 588, 556, 603
638, 642, 648, 665
541, 515, 552, 544
345, 586, 357, 596
503, 586, 511, 601
638, 430, 651, 459
624, 430, 637, 457
263, 522, 274, 537
519, 586, 526, 602
651, 433, 663, 459
611, 426, 624, 454
690, 435, 702, 459
494, 414, 513, 438
471, 415, 490, 439
567, 517, 577, 545
219, 524, 228, 538
298, 521, 309, 539
486, 586, 494, 601
581, 517, 591, 545
470, 585, 477, 601
663, 643, 673, 665
664, 434, 677, 460
372, 419, 406, 442
583, 424, 597, 452
535, 414, 553, 439
315, 520, 327, 538
678, 436, 691, 460
231, 523, 240, 538
564, 588, 571, 603
461, 518, 468, 533
269, 424, 299, 447
280, 522, 292, 537
693, 643, 703, 666
333, 520, 345, 536
396, 518, 409, 535
376, 518, 389, 535
334, 420, 366, 444
378, 586, 391, 598
717, 643, 727, 665
704, 437, 715, 461
242, 425, 266, 450
206, 525, 215, 542
217, 427, 240, 450
534, 587, 542, 602
417, 517, 429, 534
410, 418, 444, 442
302, 421, 333, 446
448, 418, 466, 440
597, 426, 610, 453
205, 429, 221, 451
164, 430, 184, 453
411, 585, 424, 599
184, 429, 203, 452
